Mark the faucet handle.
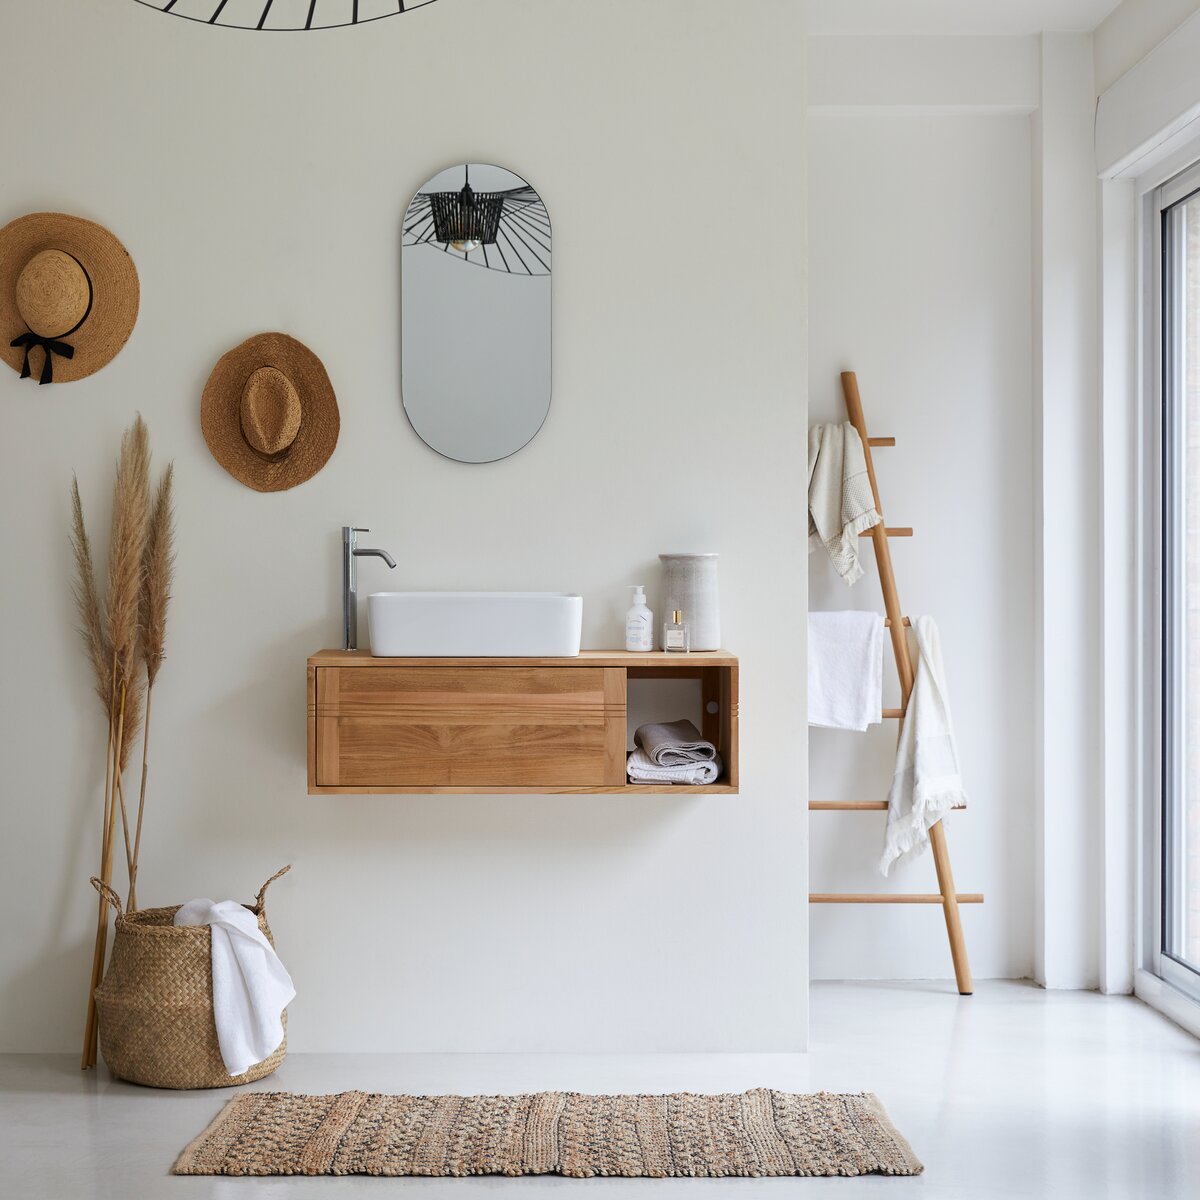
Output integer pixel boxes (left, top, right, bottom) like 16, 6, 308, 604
353, 527, 370, 533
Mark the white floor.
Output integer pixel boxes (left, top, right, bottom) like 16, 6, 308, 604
3, 981, 1198, 1197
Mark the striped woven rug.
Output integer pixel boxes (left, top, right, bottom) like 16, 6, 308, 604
174, 1088, 922, 1178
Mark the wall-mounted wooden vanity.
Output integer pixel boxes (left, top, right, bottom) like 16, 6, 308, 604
307, 650, 738, 794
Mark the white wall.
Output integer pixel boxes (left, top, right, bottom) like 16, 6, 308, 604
1094, 0, 1200, 93
0, 0, 808, 1053
806, 111, 1035, 981
1032, 34, 1103, 991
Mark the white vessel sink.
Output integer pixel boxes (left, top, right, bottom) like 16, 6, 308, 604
368, 592, 583, 657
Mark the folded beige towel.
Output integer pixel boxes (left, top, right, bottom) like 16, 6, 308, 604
627, 748, 722, 786
634, 719, 717, 766
808, 422, 881, 585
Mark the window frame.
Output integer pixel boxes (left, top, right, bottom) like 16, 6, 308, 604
1151, 160, 1200, 1004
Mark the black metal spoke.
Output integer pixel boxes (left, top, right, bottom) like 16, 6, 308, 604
135, 0, 438, 30
503, 209, 552, 255
496, 224, 533, 275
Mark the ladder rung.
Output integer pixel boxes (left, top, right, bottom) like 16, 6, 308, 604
809, 801, 888, 810
867, 437, 895, 447
809, 893, 984, 904
882, 707, 906, 718
809, 800, 969, 811
883, 617, 911, 627
860, 527, 913, 538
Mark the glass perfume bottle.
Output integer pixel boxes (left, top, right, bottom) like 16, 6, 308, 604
663, 609, 690, 653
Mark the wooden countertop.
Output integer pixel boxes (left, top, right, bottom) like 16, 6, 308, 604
308, 649, 738, 668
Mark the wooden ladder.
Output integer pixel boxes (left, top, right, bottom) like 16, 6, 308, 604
809, 371, 980, 995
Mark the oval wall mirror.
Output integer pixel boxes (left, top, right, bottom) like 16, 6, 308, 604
402, 163, 552, 464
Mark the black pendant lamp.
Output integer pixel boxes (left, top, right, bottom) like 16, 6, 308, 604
428, 167, 505, 253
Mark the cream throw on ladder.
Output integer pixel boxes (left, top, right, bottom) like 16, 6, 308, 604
881, 616, 967, 875
808, 422, 881, 585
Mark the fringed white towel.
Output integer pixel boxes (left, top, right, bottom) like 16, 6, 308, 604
807, 611, 884, 732
174, 898, 296, 1078
881, 616, 967, 876
627, 748, 722, 786
808, 422, 881, 585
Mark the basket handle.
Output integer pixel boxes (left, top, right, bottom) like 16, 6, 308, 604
90, 876, 123, 917
254, 865, 291, 913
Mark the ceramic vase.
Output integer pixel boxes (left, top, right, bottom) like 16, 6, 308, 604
659, 553, 720, 651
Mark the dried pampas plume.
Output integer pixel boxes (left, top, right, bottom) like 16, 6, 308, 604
140, 463, 174, 686
106, 417, 150, 767
76, 415, 176, 1069
70, 477, 112, 715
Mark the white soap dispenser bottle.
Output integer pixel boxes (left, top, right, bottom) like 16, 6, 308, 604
625, 585, 654, 652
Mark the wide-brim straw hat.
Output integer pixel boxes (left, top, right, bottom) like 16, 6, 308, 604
0, 212, 139, 385
201, 332, 339, 492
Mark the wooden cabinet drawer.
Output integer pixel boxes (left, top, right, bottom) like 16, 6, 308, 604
312, 666, 627, 789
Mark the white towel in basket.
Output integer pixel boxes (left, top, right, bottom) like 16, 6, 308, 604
174, 898, 296, 1077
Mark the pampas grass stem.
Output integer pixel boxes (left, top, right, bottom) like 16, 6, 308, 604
84, 673, 125, 1070
130, 463, 173, 911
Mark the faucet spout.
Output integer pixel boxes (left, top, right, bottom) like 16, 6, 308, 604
355, 547, 397, 570
342, 526, 397, 652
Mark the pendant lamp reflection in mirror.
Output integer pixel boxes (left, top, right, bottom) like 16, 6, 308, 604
402, 163, 551, 463
429, 166, 503, 254
405, 164, 551, 276
135, 0, 439, 31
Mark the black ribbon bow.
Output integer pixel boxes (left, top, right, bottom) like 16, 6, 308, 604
10, 330, 75, 385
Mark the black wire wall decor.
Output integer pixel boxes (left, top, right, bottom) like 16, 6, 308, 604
404, 166, 551, 277
135, 0, 439, 32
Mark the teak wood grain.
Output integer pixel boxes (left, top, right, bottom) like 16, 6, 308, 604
307, 652, 739, 795
314, 666, 625, 789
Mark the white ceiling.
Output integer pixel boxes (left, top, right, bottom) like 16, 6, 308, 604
806, 1, 1124, 36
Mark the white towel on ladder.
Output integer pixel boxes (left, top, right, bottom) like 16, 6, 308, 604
881, 615, 967, 875
807, 611, 884, 732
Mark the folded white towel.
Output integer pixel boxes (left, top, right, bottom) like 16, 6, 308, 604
807, 611, 884, 732
174, 897, 296, 1078
808, 422, 881, 585
627, 747, 722, 786
881, 616, 967, 875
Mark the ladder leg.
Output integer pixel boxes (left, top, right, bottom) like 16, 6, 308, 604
837, 371, 977, 995
929, 819, 972, 994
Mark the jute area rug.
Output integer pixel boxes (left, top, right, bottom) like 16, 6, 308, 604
174, 1088, 922, 1179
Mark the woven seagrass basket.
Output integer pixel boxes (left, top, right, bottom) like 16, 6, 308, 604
90, 866, 290, 1089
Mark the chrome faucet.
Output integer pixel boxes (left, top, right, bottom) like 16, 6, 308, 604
343, 526, 397, 651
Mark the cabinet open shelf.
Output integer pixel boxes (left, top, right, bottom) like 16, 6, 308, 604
307, 649, 738, 795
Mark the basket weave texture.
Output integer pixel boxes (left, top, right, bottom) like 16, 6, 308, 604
91, 867, 290, 1090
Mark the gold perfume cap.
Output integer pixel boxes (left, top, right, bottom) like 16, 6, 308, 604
673, 609, 683, 623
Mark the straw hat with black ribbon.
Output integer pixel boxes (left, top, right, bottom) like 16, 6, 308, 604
0, 212, 139, 385
201, 332, 340, 492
